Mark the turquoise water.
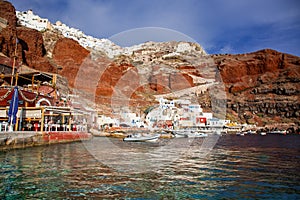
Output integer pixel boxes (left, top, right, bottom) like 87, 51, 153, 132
0, 135, 299, 199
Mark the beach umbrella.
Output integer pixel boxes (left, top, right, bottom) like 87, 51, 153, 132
8, 86, 19, 125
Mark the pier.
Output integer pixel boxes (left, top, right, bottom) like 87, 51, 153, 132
0, 131, 92, 151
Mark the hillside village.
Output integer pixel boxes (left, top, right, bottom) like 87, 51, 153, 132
1, 1, 299, 198
0, 7, 296, 134
14, 9, 231, 132
16, 10, 206, 59
97, 97, 230, 131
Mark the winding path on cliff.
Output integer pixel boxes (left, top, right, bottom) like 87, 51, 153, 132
154, 82, 216, 100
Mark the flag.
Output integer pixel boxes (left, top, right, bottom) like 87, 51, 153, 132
197, 117, 206, 124
8, 86, 19, 125
200, 117, 206, 123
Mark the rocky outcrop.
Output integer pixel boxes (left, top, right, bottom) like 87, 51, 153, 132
52, 38, 90, 87
96, 62, 137, 103
216, 49, 299, 92
42, 29, 64, 58
0, 1, 53, 72
0, 0, 17, 58
214, 49, 300, 125
16, 26, 53, 72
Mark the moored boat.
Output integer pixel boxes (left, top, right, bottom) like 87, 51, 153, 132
236, 132, 245, 136
247, 130, 257, 134
158, 131, 174, 139
268, 130, 287, 135
189, 131, 208, 138
110, 132, 126, 138
260, 132, 267, 136
171, 129, 210, 138
171, 130, 188, 138
123, 133, 160, 142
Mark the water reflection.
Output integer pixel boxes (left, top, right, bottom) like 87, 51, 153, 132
85, 135, 221, 173
0, 135, 299, 199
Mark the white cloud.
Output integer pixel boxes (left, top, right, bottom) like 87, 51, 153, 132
9, 0, 300, 55
109, 27, 197, 47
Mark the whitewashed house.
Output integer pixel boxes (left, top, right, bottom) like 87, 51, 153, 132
97, 115, 119, 129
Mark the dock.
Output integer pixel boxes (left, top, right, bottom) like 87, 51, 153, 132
0, 131, 92, 151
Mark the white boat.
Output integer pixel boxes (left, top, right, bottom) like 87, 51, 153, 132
260, 132, 267, 136
198, 129, 214, 134
173, 132, 188, 138
268, 130, 287, 135
171, 130, 187, 138
189, 131, 208, 138
171, 130, 208, 138
171, 130, 191, 138
236, 132, 245, 136
123, 133, 160, 142
247, 130, 257, 134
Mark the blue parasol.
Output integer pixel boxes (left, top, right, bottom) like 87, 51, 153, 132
8, 86, 19, 125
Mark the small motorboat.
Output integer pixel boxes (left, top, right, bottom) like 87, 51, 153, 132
260, 132, 267, 136
187, 131, 208, 138
247, 130, 257, 134
173, 133, 188, 138
123, 133, 160, 142
171, 130, 209, 138
236, 132, 245, 136
171, 130, 188, 138
268, 130, 287, 135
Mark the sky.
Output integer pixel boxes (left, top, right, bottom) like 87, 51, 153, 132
8, 0, 300, 56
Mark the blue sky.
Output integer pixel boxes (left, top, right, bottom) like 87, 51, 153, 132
9, 0, 300, 56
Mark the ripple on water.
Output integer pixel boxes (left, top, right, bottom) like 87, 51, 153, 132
0, 135, 299, 199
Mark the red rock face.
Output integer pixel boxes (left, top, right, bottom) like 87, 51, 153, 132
0, 1, 53, 72
149, 72, 194, 93
52, 38, 90, 87
94, 61, 195, 109
214, 49, 300, 125
96, 63, 138, 104
177, 65, 202, 77
216, 49, 300, 93
17, 27, 53, 72
0, 0, 17, 58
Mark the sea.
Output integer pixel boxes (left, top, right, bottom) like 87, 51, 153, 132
0, 134, 299, 199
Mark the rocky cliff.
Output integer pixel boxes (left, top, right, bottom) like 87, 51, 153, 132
0, 1, 54, 72
214, 49, 300, 126
0, 0, 17, 58
0, 0, 299, 128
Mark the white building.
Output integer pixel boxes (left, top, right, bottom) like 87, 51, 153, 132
147, 98, 213, 129
159, 98, 176, 110
16, 10, 51, 31
16, 10, 124, 58
206, 118, 230, 127
97, 115, 119, 129
120, 112, 144, 127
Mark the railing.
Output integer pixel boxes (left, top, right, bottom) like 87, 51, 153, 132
0, 122, 87, 132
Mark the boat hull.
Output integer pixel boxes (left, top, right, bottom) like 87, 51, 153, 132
189, 132, 208, 138
123, 134, 160, 142
172, 130, 209, 138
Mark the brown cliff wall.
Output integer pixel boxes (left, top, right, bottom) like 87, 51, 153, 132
52, 38, 90, 87
0, 0, 17, 58
17, 27, 53, 72
0, 1, 53, 72
213, 49, 300, 125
